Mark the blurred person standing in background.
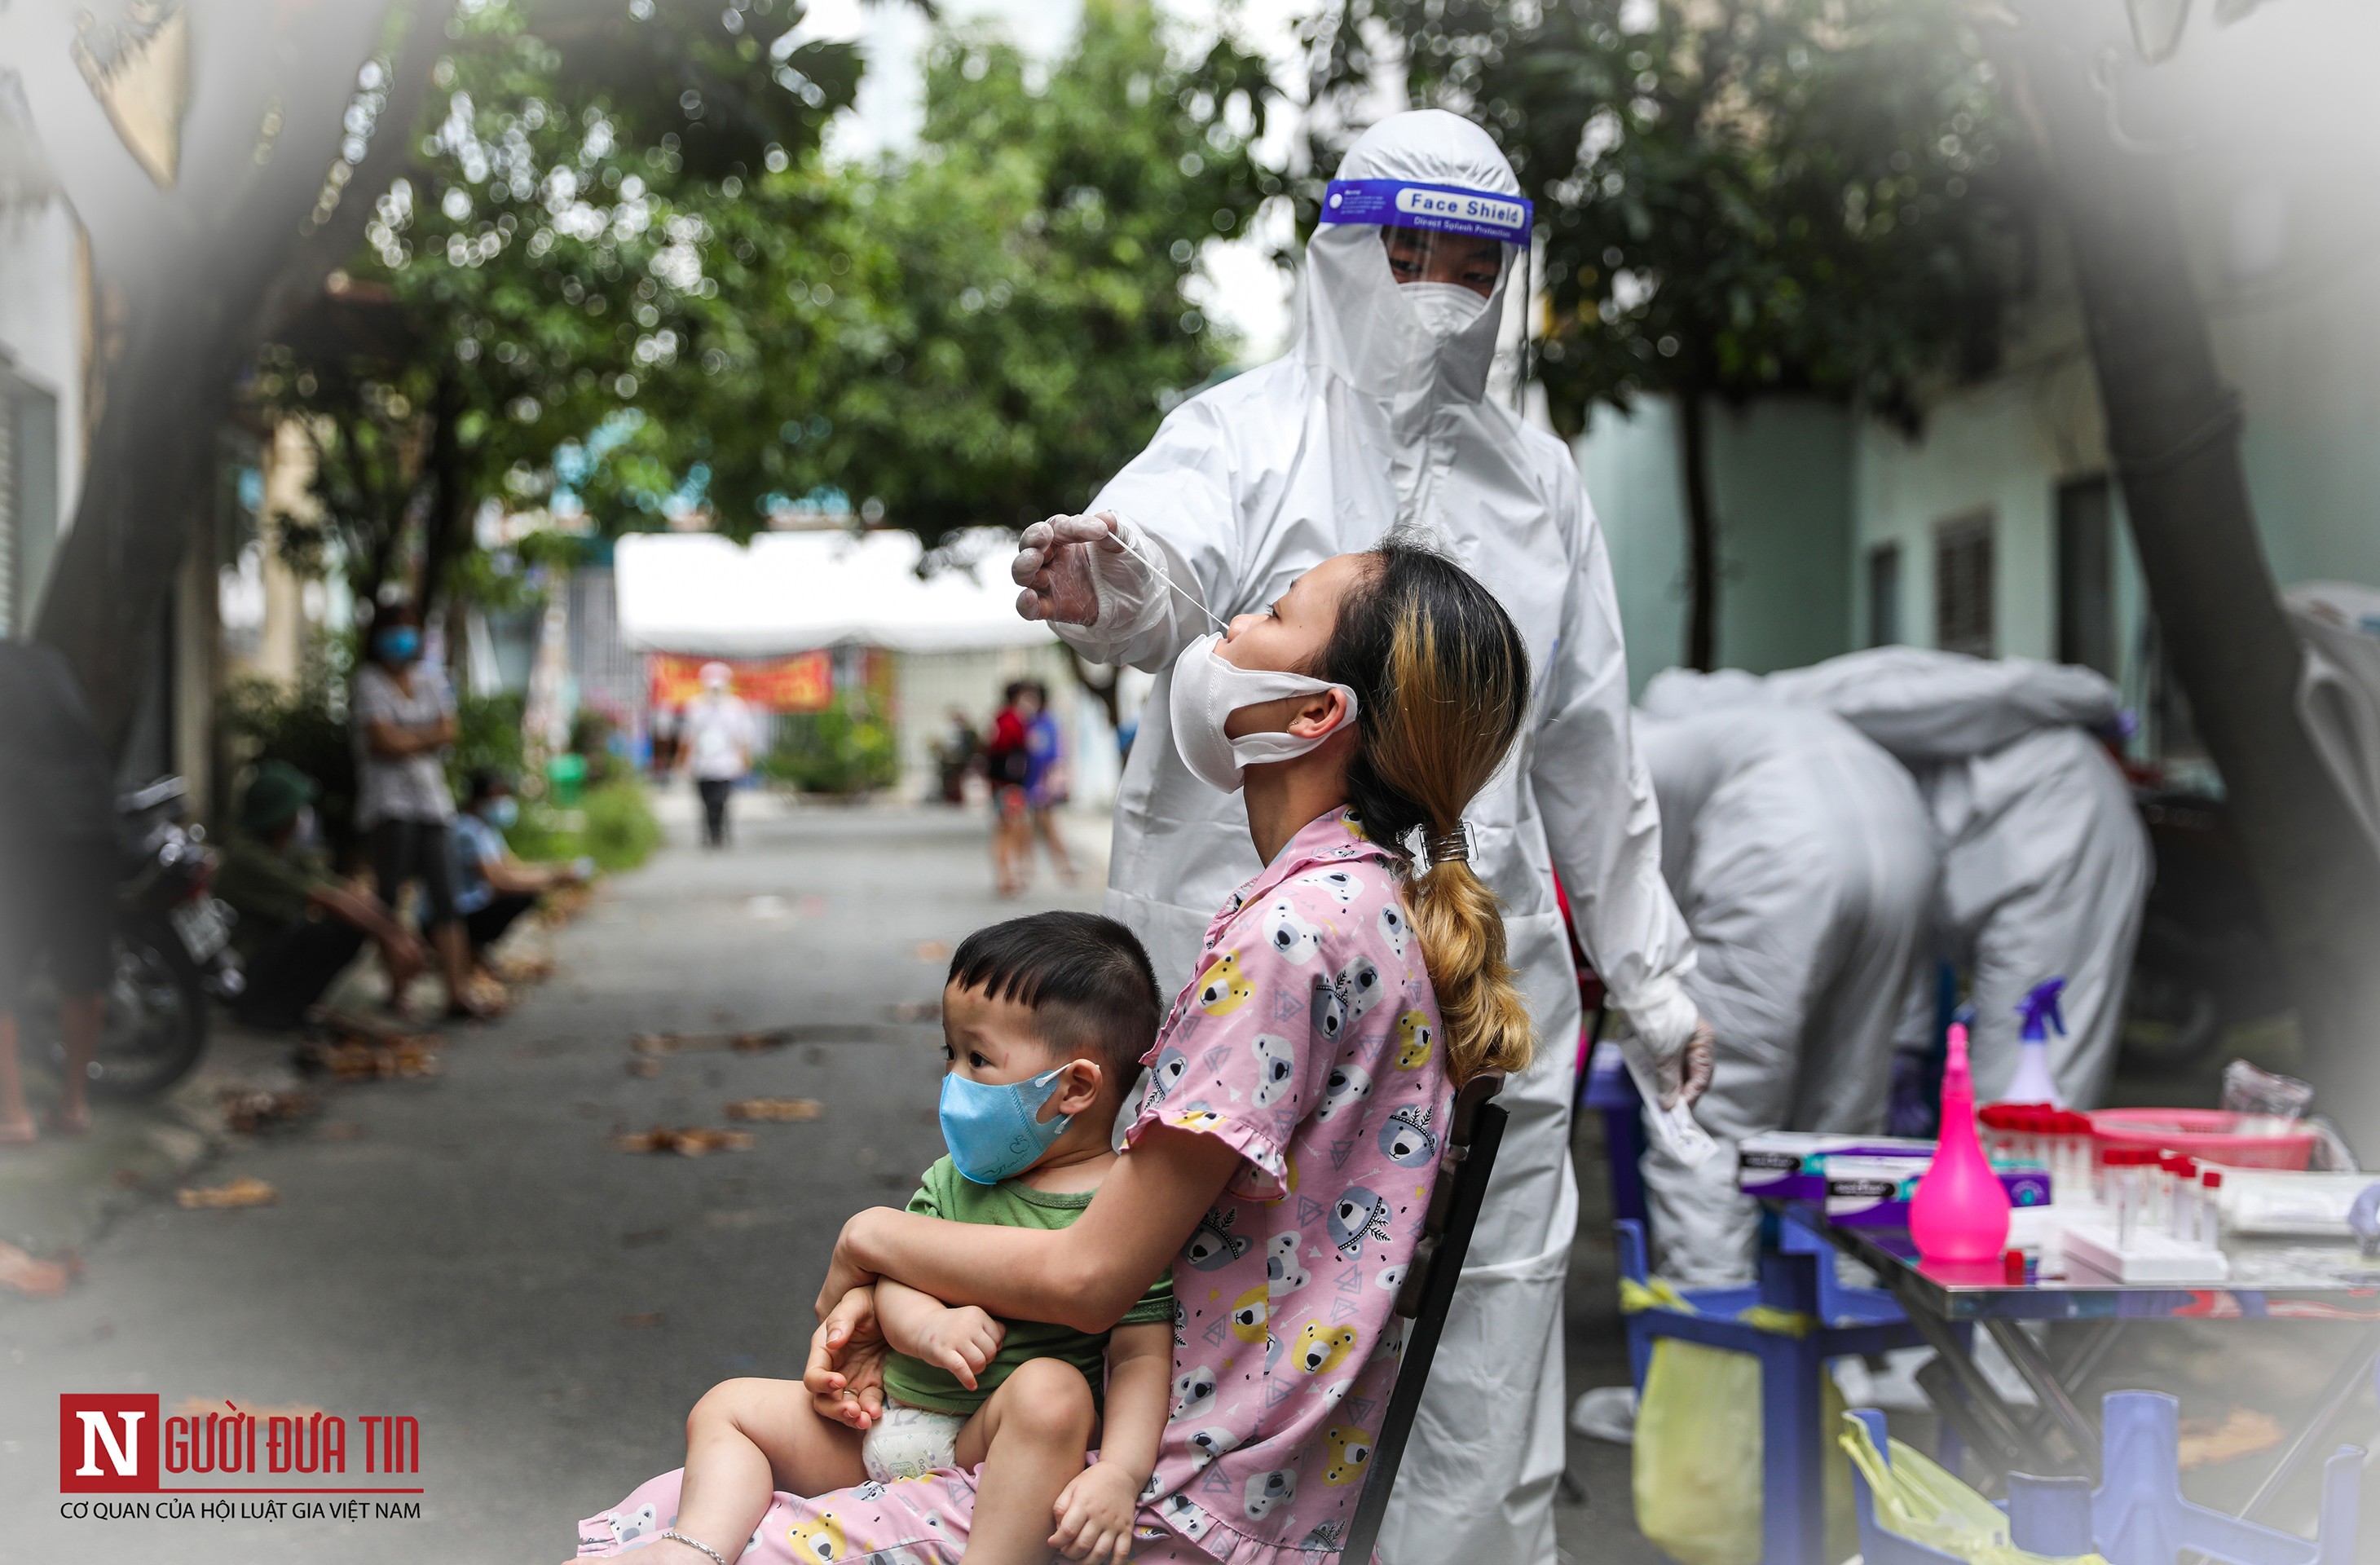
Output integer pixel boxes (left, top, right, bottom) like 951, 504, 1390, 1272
354, 606, 490, 1020
984, 681, 1033, 895
1020, 680, 1078, 887
679, 661, 757, 849
0, 641, 111, 1144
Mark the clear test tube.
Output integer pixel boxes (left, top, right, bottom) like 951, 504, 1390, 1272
2166, 1155, 2198, 1233
2113, 1151, 2136, 1247
2200, 1169, 2224, 1247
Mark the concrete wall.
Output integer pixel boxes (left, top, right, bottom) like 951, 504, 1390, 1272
1576, 394, 1854, 696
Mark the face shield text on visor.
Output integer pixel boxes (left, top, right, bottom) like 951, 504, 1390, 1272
1319, 178, 1534, 389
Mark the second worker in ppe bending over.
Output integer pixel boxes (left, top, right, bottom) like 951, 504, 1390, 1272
1012, 108, 1710, 1565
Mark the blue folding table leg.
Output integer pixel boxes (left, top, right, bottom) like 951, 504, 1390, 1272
1760, 1329, 1828, 1565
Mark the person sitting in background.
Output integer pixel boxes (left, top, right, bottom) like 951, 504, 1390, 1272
449, 769, 590, 988
216, 761, 429, 1033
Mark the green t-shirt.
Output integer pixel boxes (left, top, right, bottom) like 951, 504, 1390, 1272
214, 834, 332, 958
878, 1156, 1174, 1417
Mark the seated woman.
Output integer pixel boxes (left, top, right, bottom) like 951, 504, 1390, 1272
577, 540, 1535, 1564
448, 769, 588, 988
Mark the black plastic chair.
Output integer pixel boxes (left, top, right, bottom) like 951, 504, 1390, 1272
1340, 1069, 1510, 1563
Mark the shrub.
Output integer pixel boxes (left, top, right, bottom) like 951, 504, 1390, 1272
761, 695, 897, 796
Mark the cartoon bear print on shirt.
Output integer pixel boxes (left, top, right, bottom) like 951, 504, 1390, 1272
1146, 1045, 1189, 1104
1230, 1283, 1269, 1342
1250, 1034, 1297, 1107
1183, 1207, 1248, 1269
1159, 1493, 1212, 1541
1395, 1009, 1435, 1069
1377, 901, 1411, 959
1333, 954, 1383, 1028
1294, 1321, 1360, 1374
1244, 1467, 1299, 1520
1186, 1426, 1241, 1469
1267, 1229, 1310, 1297
1322, 1426, 1374, 1485
1292, 867, 1361, 905
604, 1504, 658, 1545
1197, 950, 1254, 1015
1171, 1364, 1220, 1423
787, 1511, 848, 1564
1381, 1103, 1438, 1167
1316, 1062, 1373, 1122
1262, 897, 1325, 964
1328, 1185, 1393, 1259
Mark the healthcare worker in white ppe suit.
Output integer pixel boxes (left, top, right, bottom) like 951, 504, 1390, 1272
1632, 703, 1937, 1286
1646, 647, 2150, 1108
1012, 109, 1712, 1564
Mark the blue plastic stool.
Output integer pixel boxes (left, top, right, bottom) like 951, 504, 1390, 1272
1619, 1213, 1927, 1565
1846, 1395, 2363, 1565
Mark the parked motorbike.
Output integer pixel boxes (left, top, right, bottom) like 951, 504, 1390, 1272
28, 775, 243, 1099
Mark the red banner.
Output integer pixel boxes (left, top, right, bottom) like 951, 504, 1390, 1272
648, 652, 833, 714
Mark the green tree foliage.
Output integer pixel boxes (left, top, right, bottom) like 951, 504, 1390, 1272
1309, 0, 2023, 667
693, 0, 1283, 541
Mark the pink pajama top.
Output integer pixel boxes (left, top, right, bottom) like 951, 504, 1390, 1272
1126, 805, 1453, 1563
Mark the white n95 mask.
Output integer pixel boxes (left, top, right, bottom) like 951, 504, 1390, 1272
1401, 281, 1491, 342
1169, 633, 1362, 794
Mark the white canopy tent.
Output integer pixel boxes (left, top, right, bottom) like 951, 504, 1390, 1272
613, 529, 1056, 657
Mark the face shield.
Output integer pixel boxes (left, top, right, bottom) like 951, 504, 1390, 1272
1316, 176, 1535, 404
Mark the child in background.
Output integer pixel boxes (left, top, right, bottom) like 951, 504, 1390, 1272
596, 913, 1173, 1565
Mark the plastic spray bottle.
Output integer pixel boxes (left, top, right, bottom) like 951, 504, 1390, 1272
2003, 977, 2068, 1108
1910, 1021, 2013, 1263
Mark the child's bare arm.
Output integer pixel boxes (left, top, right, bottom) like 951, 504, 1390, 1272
876, 1277, 1006, 1391
1050, 1320, 1173, 1565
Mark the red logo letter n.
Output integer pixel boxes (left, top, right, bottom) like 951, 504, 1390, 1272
60, 1395, 159, 1493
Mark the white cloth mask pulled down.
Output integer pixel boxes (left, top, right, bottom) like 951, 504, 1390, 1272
1169, 633, 1360, 793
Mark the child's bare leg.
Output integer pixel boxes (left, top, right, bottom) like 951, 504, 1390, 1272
664, 1378, 867, 1563
952, 1358, 1098, 1565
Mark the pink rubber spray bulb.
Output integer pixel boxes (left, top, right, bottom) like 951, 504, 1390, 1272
1909, 1020, 2012, 1264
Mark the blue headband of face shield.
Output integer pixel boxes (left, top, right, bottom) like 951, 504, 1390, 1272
1319, 179, 1534, 245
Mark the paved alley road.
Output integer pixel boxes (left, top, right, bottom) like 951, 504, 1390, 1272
8, 797, 1103, 1563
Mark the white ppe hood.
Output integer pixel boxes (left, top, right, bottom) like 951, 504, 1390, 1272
1047, 108, 1699, 1565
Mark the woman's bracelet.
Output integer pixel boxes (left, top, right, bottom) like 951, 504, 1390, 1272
659, 1530, 729, 1565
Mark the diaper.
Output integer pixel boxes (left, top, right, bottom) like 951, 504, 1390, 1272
861, 1400, 970, 1483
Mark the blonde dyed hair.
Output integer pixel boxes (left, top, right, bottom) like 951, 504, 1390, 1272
1316, 540, 1534, 1084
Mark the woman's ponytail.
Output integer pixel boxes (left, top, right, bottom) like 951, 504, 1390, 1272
1317, 538, 1536, 1085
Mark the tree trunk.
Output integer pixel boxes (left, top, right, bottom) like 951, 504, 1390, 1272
18, 0, 438, 755
1677, 389, 1719, 671
2004, 0, 2380, 1151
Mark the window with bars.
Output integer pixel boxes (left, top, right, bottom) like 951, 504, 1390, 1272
2057, 476, 2117, 677
1867, 541, 1902, 648
1933, 511, 1994, 658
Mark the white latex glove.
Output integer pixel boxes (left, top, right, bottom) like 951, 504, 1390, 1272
1648, 1017, 1716, 1111
1011, 512, 1172, 644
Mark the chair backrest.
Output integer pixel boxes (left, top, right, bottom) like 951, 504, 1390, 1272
1338, 1069, 1508, 1564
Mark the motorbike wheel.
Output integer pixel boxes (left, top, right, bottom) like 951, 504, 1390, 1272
37, 918, 212, 1100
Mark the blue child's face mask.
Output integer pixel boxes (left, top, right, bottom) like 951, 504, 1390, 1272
939, 1066, 1075, 1185
483, 796, 520, 830
375, 627, 421, 663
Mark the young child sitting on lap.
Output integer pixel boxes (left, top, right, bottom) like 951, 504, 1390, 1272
637, 912, 1173, 1565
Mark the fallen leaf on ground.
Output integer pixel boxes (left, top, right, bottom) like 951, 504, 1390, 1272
632, 1029, 790, 1056
613, 1126, 756, 1156
178, 1177, 278, 1210
913, 941, 953, 963
313, 1121, 363, 1140
221, 1087, 318, 1134
620, 1312, 664, 1329
535, 885, 597, 926
300, 1039, 441, 1081
494, 953, 557, 984
0, 1239, 75, 1297
725, 1097, 823, 1122
627, 1057, 663, 1078
2179, 1405, 2285, 1468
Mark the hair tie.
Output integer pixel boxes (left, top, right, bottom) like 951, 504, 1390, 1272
1424, 823, 1474, 868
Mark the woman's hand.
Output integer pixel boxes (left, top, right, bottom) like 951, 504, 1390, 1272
1049, 1461, 1143, 1565
803, 1288, 888, 1430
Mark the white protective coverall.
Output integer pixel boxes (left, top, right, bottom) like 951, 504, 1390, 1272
1646, 648, 2150, 1106
1633, 705, 1937, 1285
1016, 110, 1700, 1564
